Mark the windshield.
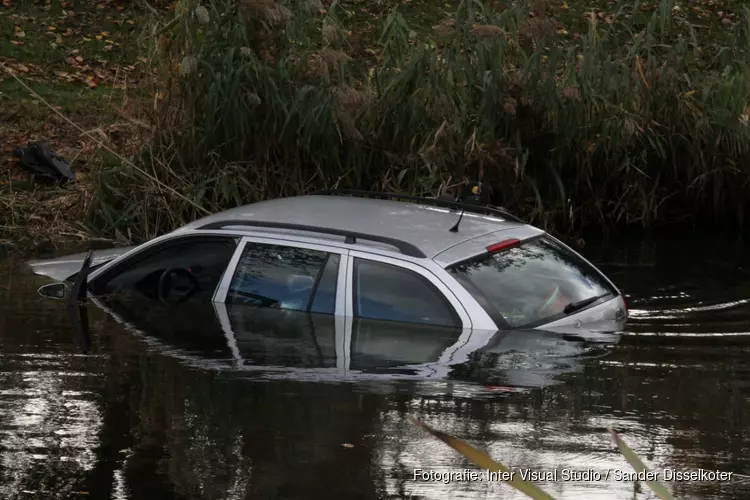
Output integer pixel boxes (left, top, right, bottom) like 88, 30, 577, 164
449, 237, 616, 328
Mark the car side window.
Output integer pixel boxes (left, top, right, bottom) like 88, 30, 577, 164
351, 318, 462, 370
227, 243, 340, 314
92, 236, 238, 302
352, 258, 461, 327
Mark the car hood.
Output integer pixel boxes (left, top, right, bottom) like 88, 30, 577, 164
27, 246, 135, 282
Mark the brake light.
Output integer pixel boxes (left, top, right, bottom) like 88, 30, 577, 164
486, 239, 521, 254
623, 295, 629, 318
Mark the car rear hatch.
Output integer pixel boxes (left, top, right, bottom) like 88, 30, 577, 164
437, 229, 627, 331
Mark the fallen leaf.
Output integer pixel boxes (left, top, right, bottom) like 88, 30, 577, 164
103, 45, 113, 51
17, 64, 29, 73
75, 56, 84, 63
48, 25, 56, 31
341, 443, 354, 448
56, 35, 63, 44
10, 40, 24, 46
57, 71, 69, 77
15, 29, 25, 38
95, 34, 102, 40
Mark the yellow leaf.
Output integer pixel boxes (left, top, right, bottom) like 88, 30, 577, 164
411, 418, 556, 500
635, 55, 649, 90
95, 34, 102, 40
561, 2, 569, 9
611, 430, 676, 500
48, 25, 56, 31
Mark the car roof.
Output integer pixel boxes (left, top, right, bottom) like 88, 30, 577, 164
177, 194, 527, 259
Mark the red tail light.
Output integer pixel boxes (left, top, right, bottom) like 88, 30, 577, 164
623, 295, 629, 318
486, 238, 521, 254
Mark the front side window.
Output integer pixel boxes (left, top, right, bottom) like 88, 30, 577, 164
227, 243, 340, 313
450, 237, 616, 328
92, 236, 238, 302
89, 236, 238, 347
353, 258, 461, 327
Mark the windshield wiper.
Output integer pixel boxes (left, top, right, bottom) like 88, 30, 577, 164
563, 293, 611, 315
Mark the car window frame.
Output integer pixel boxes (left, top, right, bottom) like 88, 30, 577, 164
212, 236, 350, 316
344, 250, 472, 329
87, 234, 242, 297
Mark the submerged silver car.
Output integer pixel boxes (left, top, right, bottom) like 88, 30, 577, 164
29, 190, 628, 335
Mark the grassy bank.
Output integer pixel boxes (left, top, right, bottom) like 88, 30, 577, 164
0, 0, 149, 248
3, 0, 750, 248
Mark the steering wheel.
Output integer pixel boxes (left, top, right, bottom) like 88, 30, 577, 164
158, 267, 200, 305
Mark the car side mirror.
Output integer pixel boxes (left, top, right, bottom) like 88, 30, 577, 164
38, 282, 69, 300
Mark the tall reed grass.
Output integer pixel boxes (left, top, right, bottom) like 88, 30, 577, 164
89, 0, 750, 240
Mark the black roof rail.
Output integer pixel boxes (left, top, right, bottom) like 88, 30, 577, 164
311, 189, 524, 223
196, 220, 427, 258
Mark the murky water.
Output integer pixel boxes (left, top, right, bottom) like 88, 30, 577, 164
2, 234, 750, 500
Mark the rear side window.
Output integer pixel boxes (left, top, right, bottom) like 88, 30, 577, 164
351, 319, 462, 370
450, 237, 615, 328
353, 259, 461, 327
227, 243, 340, 313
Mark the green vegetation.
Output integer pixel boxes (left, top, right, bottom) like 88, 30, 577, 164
3, 0, 750, 247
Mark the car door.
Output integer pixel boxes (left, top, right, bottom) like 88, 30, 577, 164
86, 234, 241, 349
342, 251, 475, 375
213, 236, 349, 373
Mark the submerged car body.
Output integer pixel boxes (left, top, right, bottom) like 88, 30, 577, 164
29, 191, 628, 336
89, 292, 620, 391
28, 191, 627, 388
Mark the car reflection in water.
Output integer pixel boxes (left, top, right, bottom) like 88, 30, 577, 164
93, 287, 621, 393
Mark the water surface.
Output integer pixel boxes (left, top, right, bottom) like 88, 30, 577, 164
1, 235, 750, 499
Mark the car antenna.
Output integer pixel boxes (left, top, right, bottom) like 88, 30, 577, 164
449, 208, 465, 233
449, 181, 483, 232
